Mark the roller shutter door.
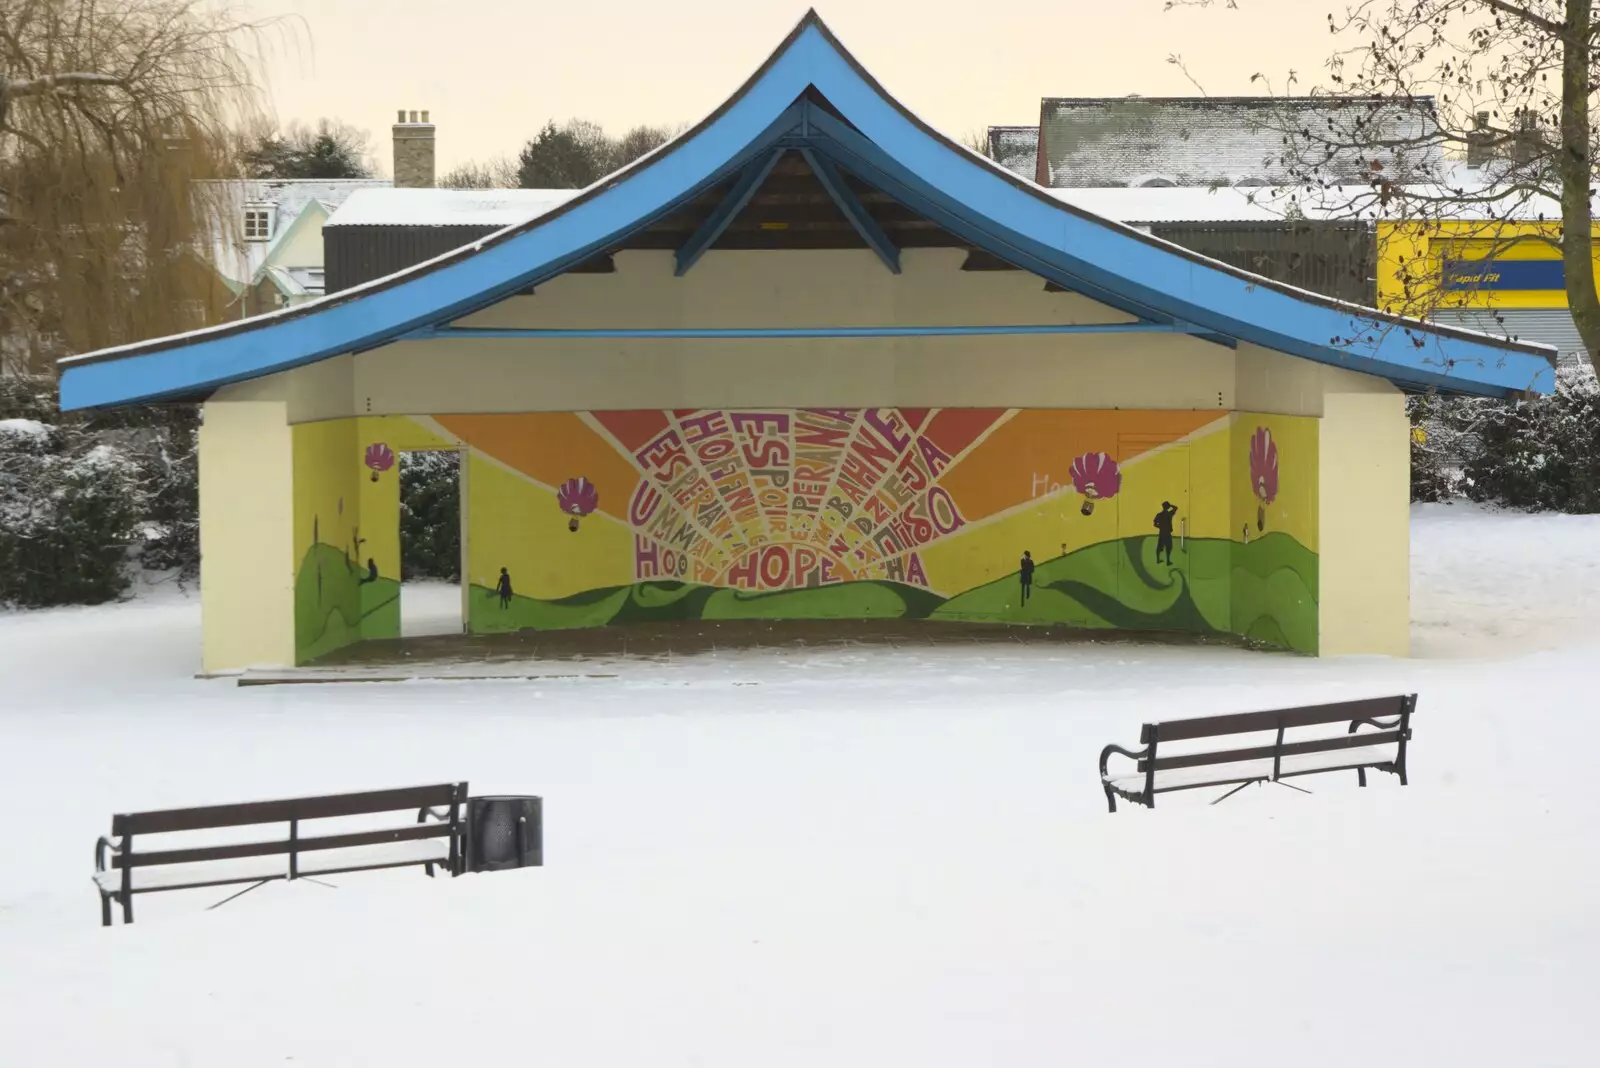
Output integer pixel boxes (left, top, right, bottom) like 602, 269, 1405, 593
1428, 307, 1590, 368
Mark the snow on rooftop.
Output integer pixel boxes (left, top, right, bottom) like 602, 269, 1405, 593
200, 178, 389, 288
1038, 96, 1444, 188
325, 187, 581, 229
987, 125, 1039, 180
1046, 176, 1567, 225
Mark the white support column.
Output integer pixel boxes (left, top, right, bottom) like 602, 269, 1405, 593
1318, 392, 1410, 656
199, 401, 296, 672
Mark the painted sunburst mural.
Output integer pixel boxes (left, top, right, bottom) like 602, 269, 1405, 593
290, 407, 1323, 663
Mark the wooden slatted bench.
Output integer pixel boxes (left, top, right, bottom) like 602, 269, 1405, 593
1098, 696, 1415, 812
94, 782, 468, 925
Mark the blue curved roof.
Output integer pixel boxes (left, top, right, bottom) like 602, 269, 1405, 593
57, 11, 1555, 410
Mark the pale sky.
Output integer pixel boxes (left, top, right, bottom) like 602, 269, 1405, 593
241, 0, 1342, 177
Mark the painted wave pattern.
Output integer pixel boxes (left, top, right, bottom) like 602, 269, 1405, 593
469, 531, 1319, 654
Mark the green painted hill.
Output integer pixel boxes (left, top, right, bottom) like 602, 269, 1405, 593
295, 542, 400, 662
469, 578, 946, 633
934, 533, 1317, 653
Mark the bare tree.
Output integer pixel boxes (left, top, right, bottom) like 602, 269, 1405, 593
439, 154, 520, 190
0, 0, 270, 372
1180, 1, 1600, 361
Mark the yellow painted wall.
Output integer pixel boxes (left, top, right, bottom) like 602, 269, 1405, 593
199, 400, 295, 672
1377, 219, 1596, 313
1318, 391, 1409, 656
353, 415, 459, 582
431, 408, 1322, 651
1231, 413, 1319, 552
465, 451, 634, 600
291, 418, 364, 661
918, 413, 1234, 596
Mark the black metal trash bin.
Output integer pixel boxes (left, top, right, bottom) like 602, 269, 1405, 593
464, 795, 543, 872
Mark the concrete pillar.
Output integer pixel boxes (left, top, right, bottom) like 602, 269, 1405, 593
1317, 391, 1410, 656
199, 400, 296, 672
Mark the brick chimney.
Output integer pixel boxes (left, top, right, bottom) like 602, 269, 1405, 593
392, 109, 435, 188
1465, 111, 1493, 168
1511, 112, 1541, 166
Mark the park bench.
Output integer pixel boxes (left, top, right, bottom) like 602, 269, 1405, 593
1098, 695, 1415, 812
94, 782, 468, 926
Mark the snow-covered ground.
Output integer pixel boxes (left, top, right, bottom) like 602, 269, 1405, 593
400, 577, 464, 637
1, 503, 1596, 1067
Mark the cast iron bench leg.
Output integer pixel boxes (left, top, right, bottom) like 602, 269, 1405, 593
100, 893, 111, 928
121, 894, 133, 925
1103, 783, 1117, 814
1357, 766, 1368, 788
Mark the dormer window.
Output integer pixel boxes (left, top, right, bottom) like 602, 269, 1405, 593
243, 205, 275, 242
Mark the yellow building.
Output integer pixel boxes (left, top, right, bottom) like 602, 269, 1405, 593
58, 15, 1555, 672
1378, 220, 1594, 366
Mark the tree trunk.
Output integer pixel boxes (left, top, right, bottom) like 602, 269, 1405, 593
1561, 0, 1600, 369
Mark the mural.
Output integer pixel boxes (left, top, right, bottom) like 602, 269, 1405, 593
292, 416, 459, 662
290, 408, 1320, 663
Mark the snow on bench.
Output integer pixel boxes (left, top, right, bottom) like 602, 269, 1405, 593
1098, 696, 1416, 811
94, 783, 467, 925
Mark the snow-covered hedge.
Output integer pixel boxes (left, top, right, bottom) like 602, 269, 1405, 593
1411, 366, 1600, 513
0, 375, 197, 607
400, 450, 460, 581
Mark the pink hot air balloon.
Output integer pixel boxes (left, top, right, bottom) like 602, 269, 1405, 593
557, 476, 599, 532
1250, 426, 1280, 531
364, 443, 395, 483
1069, 452, 1122, 516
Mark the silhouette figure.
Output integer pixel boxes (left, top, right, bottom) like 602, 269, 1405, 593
496, 567, 514, 608
1153, 502, 1178, 565
1019, 550, 1035, 604
359, 558, 379, 585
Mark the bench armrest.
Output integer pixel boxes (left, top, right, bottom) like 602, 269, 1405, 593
1348, 715, 1404, 734
1099, 744, 1148, 782
417, 806, 452, 824
95, 836, 121, 873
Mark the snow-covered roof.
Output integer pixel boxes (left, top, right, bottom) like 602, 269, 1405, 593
1038, 96, 1444, 188
199, 179, 390, 287
325, 188, 580, 229
986, 126, 1039, 181
1046, 174, 1566, 226
262, 265, 328, 300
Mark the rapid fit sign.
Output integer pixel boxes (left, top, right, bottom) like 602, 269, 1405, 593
1442, 258, 1565, 291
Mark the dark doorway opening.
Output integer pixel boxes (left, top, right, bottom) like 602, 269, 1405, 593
399, 449, 463, 637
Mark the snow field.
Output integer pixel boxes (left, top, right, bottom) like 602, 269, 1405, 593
0, 504, 1596, 1066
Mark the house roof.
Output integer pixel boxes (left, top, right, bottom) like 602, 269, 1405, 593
201, 178, 389, 287
1037, 96, 1444, 188
325, 187, 579, 229
58, 13, 1554, 410
986, 125, 1039, 181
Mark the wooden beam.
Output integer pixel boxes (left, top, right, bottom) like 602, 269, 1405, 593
799, 147, 901, 274
674, 149, 785, 276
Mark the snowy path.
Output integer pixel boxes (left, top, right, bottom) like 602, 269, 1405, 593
0, 505, 1596, 1067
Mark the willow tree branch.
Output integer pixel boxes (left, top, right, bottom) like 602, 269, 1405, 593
6, 71, 126, 95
